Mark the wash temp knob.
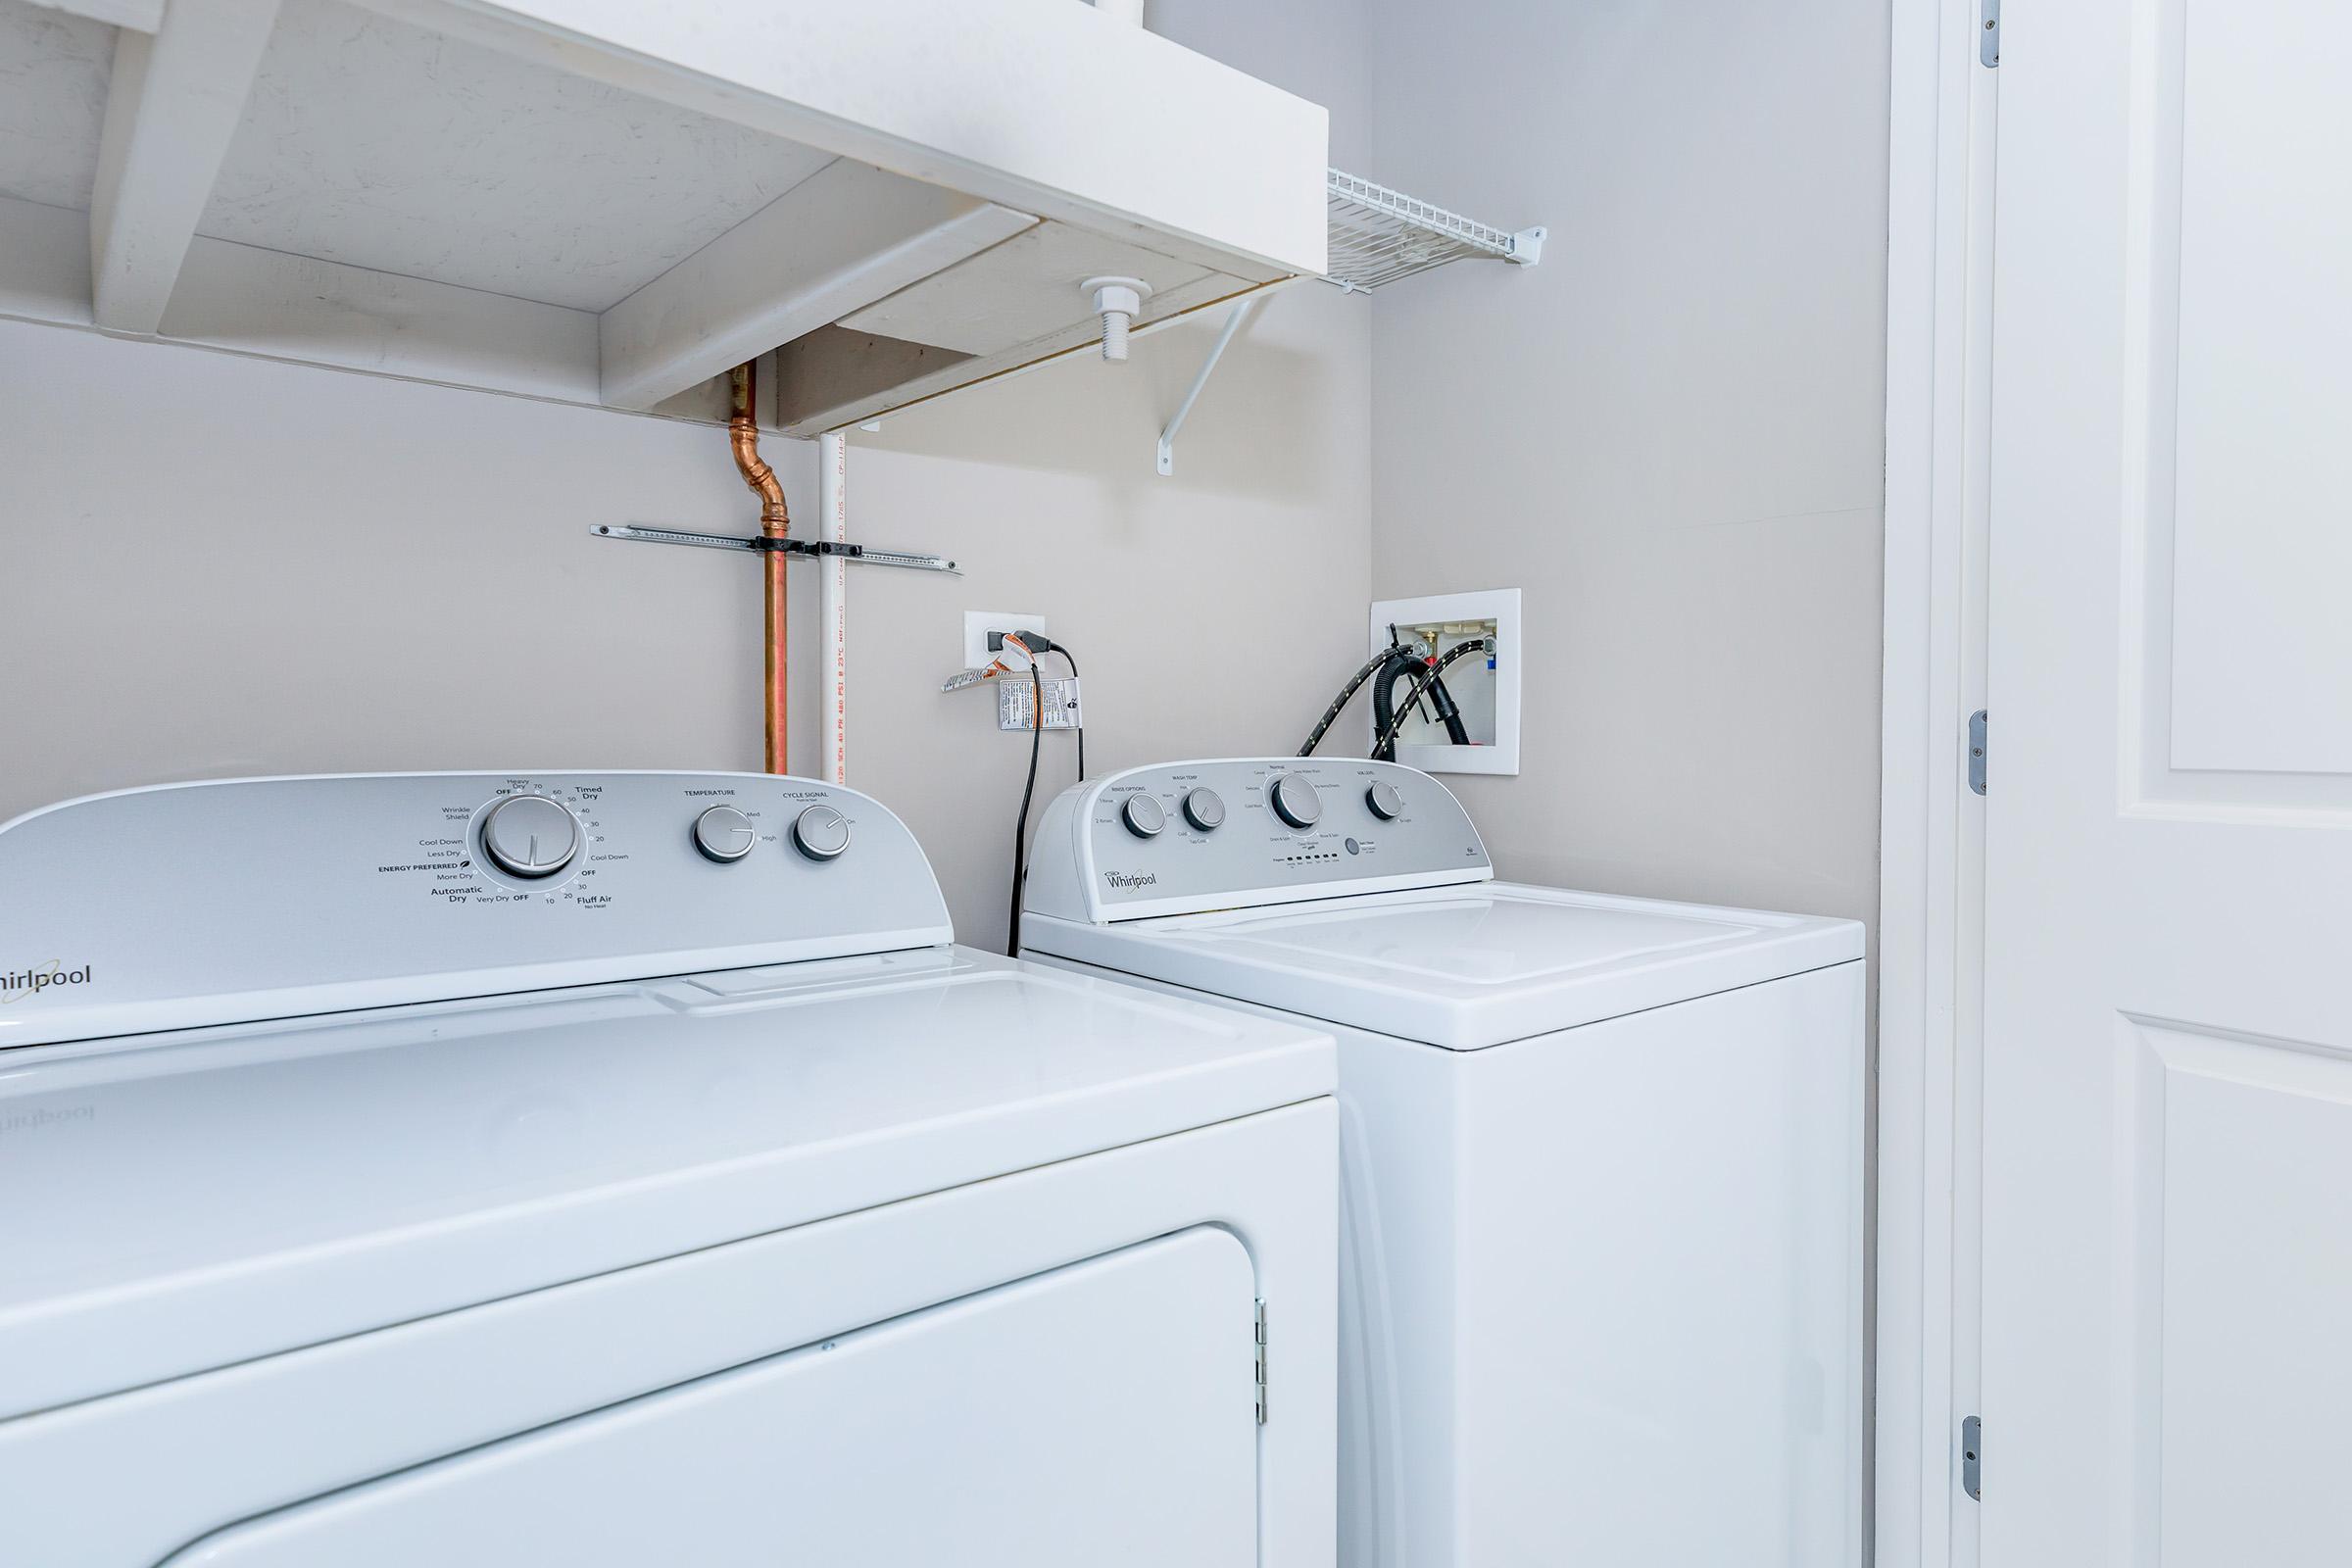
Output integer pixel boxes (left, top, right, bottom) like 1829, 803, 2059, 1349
791, 805, 853, 861
1182, 788, 1226, 832
479, 794, 580, 879
1268, 775, 1322, 830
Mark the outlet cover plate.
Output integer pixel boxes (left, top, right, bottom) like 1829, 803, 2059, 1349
964, 611, 1047, 670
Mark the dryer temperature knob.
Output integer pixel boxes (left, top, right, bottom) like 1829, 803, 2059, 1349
693, 806, 758, 863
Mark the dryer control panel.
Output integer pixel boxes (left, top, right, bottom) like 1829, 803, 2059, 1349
1022, 759, 1492, 924
0, 772, 953, 1049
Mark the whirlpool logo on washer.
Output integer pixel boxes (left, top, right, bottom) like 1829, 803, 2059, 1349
1102, 871, 1158, 890
0, 961, 93, 1004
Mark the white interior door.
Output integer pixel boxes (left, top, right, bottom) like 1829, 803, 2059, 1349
1982, 1, 2352, 1562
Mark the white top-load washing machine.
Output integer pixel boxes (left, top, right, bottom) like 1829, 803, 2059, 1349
1021, 759, 1866, 1568
0, 770, 1337, 1568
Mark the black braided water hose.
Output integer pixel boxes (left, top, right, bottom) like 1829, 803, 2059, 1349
1367, 638, 1494, 760
1297, 645, 1402, 757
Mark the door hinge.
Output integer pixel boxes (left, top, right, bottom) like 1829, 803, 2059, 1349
1968, 709, 1988, 796
1962, 1414, 1984, 1499
1253, 1299, 1269, 1426
1980, 0, 2000, 67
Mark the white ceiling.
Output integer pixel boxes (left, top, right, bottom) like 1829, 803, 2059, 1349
0, 1, 112, 212
194, 0, 840, 312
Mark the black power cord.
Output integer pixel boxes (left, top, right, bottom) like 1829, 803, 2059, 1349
1368, 637, 1493, 760
998, 631, 1085, 957
1004, 643, 1044, 958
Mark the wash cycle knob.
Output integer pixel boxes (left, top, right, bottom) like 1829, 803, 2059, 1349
1268, 774, 1322, 830
480, 794, 580, 879
791, 804, 853, 861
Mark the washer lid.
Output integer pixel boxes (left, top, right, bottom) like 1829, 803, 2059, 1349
0, 948, 1332, 1420
1023, 882, 1864, 1050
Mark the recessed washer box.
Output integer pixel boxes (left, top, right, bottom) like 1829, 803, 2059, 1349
1368, 588, 1521, 775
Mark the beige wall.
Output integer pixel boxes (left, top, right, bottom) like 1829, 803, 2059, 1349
0, 1, 1372, 955
1364, 0, 1889, 938
3, 0, 1888, 960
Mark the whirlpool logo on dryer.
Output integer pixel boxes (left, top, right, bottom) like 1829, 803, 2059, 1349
1102, 871, 1158, 890
0, 961, 92, 1004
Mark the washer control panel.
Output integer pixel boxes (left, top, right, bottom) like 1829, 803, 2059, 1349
0, 771, 952, 1049
1022, 759, 1492, 923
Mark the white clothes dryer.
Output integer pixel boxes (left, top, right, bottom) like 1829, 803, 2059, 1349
1021, 758, 1865, 1568
0, 770, 1336, 1567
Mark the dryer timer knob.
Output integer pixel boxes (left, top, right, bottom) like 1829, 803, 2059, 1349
479, 794, 580, 879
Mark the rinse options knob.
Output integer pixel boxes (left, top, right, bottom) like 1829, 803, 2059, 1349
791, 804, 853, 861
1121, 794, 1167, 839
1268, 774, 1322, 830
693, 805, 758, 863
1365, 780, 1405, 820
1181, 787, 1226, 832
479, 794, 580, 879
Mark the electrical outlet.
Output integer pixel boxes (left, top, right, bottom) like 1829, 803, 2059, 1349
964, 611, 1046, 670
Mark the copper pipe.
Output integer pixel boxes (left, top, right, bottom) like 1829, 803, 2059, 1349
729, 363, 792, 774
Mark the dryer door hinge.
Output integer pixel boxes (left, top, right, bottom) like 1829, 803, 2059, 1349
1253, 1298, 1269, 1425
1969, 710, 1988, 796
1962, 1414, 1984, 1499
1980, 0, 2000, 67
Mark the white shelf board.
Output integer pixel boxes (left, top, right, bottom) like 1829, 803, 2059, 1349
0, 0, 1327, 428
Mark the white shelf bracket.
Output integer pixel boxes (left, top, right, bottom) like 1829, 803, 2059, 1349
88, 0, 278, 334
1156, 295, 1262, 477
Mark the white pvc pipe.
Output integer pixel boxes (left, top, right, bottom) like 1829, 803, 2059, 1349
818, 430, 848, 785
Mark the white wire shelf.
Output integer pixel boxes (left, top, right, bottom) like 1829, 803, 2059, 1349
1323, 168, 1544, 292
1155, 172, 1541, 475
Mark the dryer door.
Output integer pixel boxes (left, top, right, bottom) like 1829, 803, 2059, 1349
163, 1229, 1258, 1567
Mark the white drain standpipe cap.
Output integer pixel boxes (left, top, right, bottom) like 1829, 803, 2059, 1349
1081, 275, 1152, 362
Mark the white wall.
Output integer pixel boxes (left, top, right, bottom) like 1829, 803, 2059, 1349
1364, 0, 1889, 938
0, 0, 1372, 955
